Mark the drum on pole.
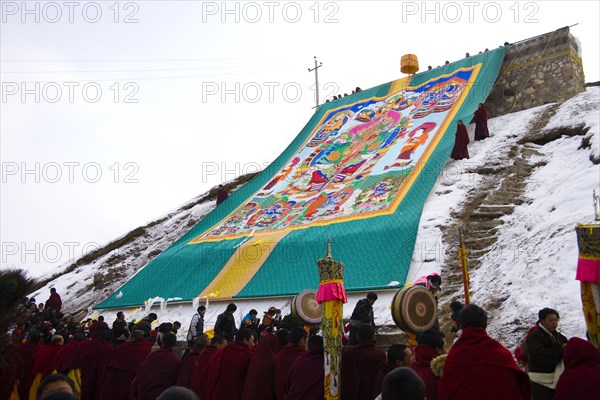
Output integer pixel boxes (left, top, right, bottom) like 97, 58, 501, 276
391, 286, 438, 333
291, 289, 323, 325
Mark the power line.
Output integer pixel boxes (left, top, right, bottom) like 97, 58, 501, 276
6, 69, 289, 83
0, 57, 286, 63
1, 65, 290, 74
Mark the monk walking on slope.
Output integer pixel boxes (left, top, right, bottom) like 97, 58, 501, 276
451, 120, 470, 160
473, 103, 490, 140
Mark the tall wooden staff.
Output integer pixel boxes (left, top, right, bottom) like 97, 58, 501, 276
316, 240, 347, 400
458, 227, 471, 304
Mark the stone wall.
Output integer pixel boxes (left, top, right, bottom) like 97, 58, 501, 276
485, 27, 585, 117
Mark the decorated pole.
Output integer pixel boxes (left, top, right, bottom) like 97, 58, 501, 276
458, 227, 471, 304
316, 239, 347, 400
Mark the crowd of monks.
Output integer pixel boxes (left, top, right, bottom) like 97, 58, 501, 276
3, 286, 600, 400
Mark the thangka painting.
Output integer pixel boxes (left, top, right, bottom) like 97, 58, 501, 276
191, 67, 479, 244
95, 48, 509, 308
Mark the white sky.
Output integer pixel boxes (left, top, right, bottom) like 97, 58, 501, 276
2, 0, 599, 278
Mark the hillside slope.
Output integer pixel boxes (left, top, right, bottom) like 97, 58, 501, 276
31, 173, 257, 318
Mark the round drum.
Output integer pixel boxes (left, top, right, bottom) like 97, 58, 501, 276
391, 286, 438, 333
291, 289, 322, 325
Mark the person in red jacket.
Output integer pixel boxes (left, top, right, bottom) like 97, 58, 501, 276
513, 325, 537, 371
411, 328, 445, 400
439, 304, 531, 400
45, 288, 62, 312
341, 324, 386, 400
555, 337, 600, 400
273, 328, 307, 400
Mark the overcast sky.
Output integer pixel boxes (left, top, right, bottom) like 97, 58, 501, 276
1, 0, 599, 278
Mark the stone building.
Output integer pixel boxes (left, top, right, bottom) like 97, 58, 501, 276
485, 26, 586, 117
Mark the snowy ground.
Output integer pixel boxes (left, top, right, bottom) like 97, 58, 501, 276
30, 88, 599, 349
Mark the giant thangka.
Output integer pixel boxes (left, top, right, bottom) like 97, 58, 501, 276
96, 48, 507, 309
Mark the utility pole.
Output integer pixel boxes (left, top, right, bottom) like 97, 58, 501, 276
308, 56, 323, 110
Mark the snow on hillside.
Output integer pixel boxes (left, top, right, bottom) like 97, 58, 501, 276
410, 86, 599, 348
30, 88, 599, 349
30, 195, 219, 317
490, 87, 599, 342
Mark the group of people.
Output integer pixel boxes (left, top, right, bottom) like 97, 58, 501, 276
440, 305, 600, 400
344, 298, 600, 400
325, 87, 363, 103
426, 47, 495, 70
450, 103, 491, 161
3, 283, 600, 400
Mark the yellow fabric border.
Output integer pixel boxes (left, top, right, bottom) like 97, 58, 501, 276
197, 230, 289, 299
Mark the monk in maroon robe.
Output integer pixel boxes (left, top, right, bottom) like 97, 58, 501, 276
373, 343, 414, 399
88, 316, 110, 340
13, 330, 43, 400
191, 335, 227, 398
216, 185, 229, 205
201, 330, 255, 400
450, 120, 470, 160
283, 335, 324, 400
373, 361, 395, 399
439, 304, 530, 400
411, 329, 445, 400
45, 288, 62, 312
0, 345, 24, 400
176, 337, 207, 389
341, 325, 386, 400
53, 334, 85, 374
241, 332, 282, 400
100, 331, 153, 400
29, 335, 64, 398
274, 328, 307, 400
473, 103, 490, 140
71, 334, 112, 400
132, 333, 181, 400
555, 337, 600, 400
